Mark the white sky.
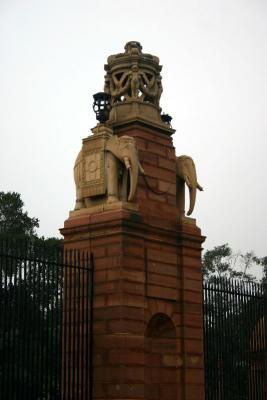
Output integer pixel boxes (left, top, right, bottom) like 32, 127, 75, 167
0, 0, 266, 257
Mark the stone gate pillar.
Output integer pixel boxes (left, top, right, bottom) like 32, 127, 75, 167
61, 41, 205, 400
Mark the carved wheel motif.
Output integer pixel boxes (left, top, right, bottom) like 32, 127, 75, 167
81, 149, 106, 197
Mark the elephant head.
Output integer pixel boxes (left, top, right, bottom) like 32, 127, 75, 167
106, 135, 144, 201
176, 155, 203, 216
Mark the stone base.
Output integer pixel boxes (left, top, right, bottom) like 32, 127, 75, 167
108, 100, 173, 133
69, 201, 139, 218
61, 208, 205, 400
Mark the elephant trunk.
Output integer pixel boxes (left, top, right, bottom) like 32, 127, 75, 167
127, 158, 138, 201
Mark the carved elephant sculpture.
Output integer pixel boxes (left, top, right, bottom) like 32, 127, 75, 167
74, 134, 144, 210
176, 155, 203, 216
105, 135, 144, 203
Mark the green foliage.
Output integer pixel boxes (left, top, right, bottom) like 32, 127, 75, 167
0, 192, 39, 239
0, 192, 63, 275
203, 243, 265, 283
203, 243, 232, 278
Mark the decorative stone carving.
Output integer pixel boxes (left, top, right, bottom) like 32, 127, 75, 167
103, 41, 168, 127
176, 155, 203, 216
73, 126, 144, 211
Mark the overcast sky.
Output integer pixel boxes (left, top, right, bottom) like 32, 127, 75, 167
0, 0, 266, 257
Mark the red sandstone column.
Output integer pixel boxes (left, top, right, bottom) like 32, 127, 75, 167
61, 119, 205, 400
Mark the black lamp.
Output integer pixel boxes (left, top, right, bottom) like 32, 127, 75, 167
93, 92, 111, 123
161, 113, 173, 126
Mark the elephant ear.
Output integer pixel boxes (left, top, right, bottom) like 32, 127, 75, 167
106, 136, 121, 160
106, 135, 141, 203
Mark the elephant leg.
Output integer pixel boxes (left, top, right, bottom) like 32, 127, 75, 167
74, 191, 84, 210
107, 152, 119, 203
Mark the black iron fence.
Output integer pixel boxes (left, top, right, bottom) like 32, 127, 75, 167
204, 278, 267, 400
0, 239, 94, 400
1, 239, 267, 400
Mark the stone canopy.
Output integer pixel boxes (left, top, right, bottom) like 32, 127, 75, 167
103, 41, 167, 128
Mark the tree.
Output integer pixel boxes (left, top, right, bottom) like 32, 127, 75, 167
203, 243, 232, 280
0, 191, 63, 398
0, 191, 39, 239
0, 191, 62, 274
203, 244, 267, 399
254, 256, 267, 285
203, 243, 260, 283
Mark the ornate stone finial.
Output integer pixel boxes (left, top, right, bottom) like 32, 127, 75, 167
124, 41, 142, 55
104, 42, 166, 126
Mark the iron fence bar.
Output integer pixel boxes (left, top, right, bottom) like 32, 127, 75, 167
49, 258, 55, 398
260, 284, 265, 400
47, 260, 51, 398
249, 280, 255, 400
85, 252, 90, 400
29, 256, 33, 400
252, 280, 258, 400
18, 250, 24, 400
2, 252, 8, 399
61, 257, 65, 400
255, 281, 262, 400
36, 250, 43, 400
81, 252, 85, 400
11, 251, 18, 400
72, 250, 77, 400
264, 286, 267, 400
6, 252, 13, 399
77, 251, 81, 400
55, 253, 62, 400
67, 250, 73, 400
248, 282, 254, 398
217, 280, 223, 400
234, 278, 241, 399
41, 258, 47, 400
89, 252, 95, 400
0, 244, 2, 399
27, 255, 33, 400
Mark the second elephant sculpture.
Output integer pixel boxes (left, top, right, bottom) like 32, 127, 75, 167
176, 155, 203, 216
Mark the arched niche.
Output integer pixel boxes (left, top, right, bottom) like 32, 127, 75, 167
145, 313, 179, 400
